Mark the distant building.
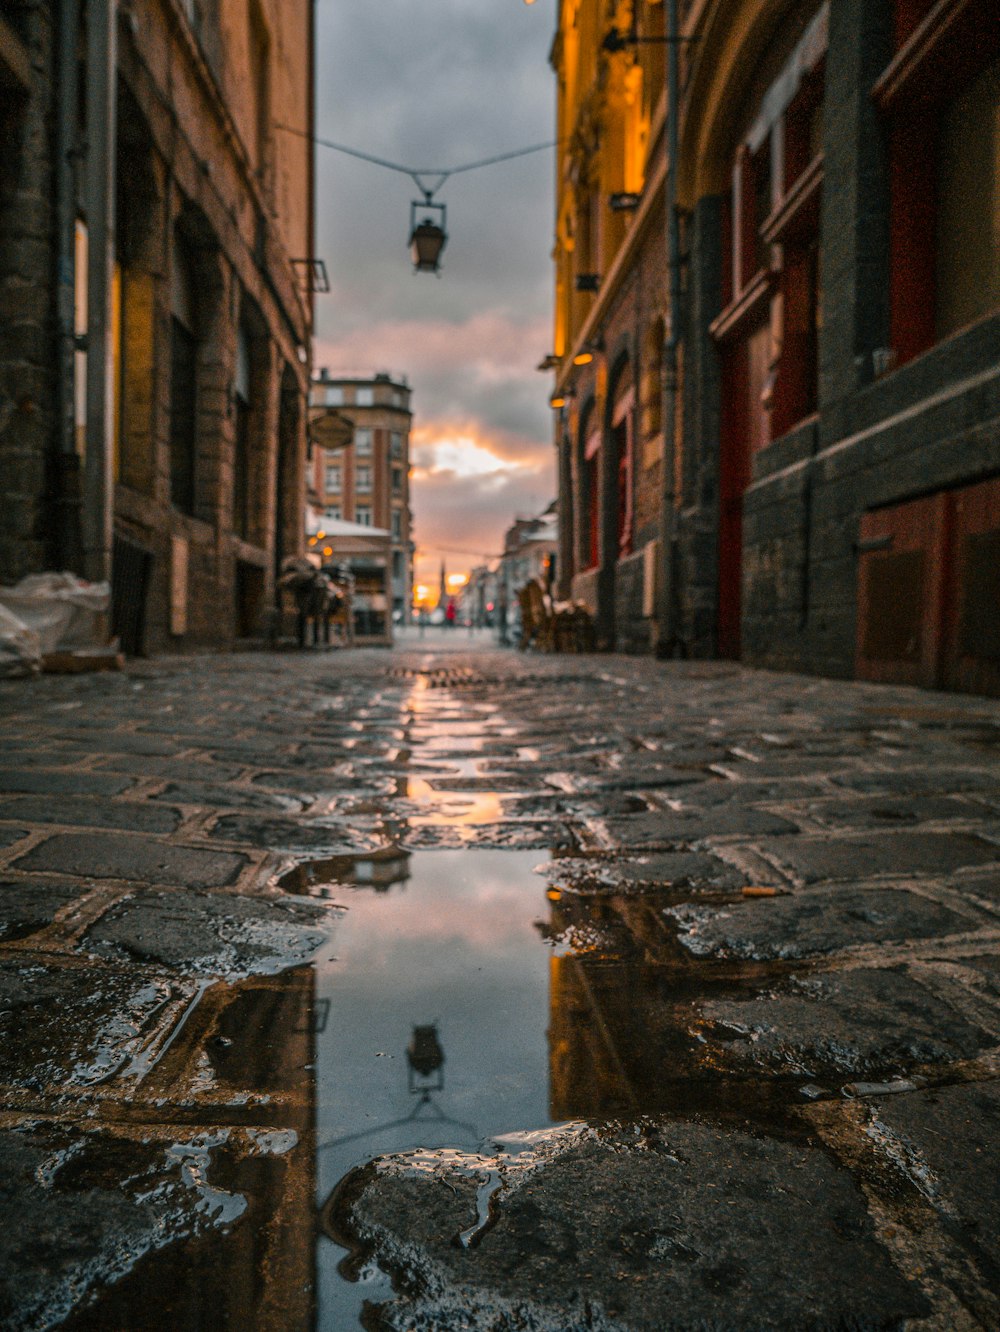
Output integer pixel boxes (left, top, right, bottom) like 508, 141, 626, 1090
549, 0, 1000, 695
499, 502, 559, 639
308, 371, 414, 624
0, 0, 316, 653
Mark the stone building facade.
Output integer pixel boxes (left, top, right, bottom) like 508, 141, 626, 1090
308, 371, 414, 624
0, 0, 314, 653
548, 0, 1000, 695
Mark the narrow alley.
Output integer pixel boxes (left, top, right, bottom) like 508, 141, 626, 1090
1, 637, 998, 1330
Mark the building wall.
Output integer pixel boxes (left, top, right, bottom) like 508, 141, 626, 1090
551, 0, 669, 654
551, 0, 1000, 694
0, 0, 313, 653
677, 0, 1000, 691
0, 6, 59, 581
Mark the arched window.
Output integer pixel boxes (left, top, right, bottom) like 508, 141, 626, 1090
610, 361, 635, 560
232, 322, 253, 539
578, 402, 600, 572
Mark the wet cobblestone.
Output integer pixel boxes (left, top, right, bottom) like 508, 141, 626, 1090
0, 635, 998, 1329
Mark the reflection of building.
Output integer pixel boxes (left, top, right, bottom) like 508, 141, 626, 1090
0, 1, 314, 653
545, 889, 688, 1122
549, 0, 1000, 695
308, 371, 414, 625
69, 964, 318, 1327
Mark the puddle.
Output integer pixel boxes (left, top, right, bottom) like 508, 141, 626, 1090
311, 848, 556, 1327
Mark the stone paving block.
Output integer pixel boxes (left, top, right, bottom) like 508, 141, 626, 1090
401, 821, 573, 851
797, 794, 982, 830
0, 1122, 294, 1332
831, 768, 996, 796
82, 888, 338, 980
543, 851, 749, 893
871, 1081, 1000, 1248
208, 813, 383, 854
149, 781, 304, 812
0, 770, 134, 797
600, 806, 799, 848
0, 957, 193, 1089
91, 754, 243, 781
759, 832, 999, 883
704, 967, 993, 1077
12, 833, 246, 888
0, 795, 180, 834
670, 886, 980, 959
0, 878, 83, 941
340, 1122, 928, 1332
57, 731, 184, 756
652, 777, 832, 806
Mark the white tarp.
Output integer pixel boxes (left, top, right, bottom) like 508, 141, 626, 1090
0, 572, 110, 675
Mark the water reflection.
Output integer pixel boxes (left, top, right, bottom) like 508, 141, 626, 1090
314, 849, 553, 1328
279, 847, 411, 896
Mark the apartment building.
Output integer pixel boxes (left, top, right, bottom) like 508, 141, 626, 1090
308, 370, 414, 623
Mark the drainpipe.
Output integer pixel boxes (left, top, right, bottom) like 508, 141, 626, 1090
655, 0, 681, 656
81, 0, 117, 584
54, 0, 80, 569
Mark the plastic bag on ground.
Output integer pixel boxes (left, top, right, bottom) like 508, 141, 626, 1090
0, 573, 110, 654
0, 602, 41, 676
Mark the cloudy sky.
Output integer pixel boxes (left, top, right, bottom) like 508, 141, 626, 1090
311, 0, 557, 591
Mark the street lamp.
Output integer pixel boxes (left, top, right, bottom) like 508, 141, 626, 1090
409, 199, 448, 273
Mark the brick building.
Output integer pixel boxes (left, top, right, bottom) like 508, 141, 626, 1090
308, 370, 414, 624
549, 0, 669, 652
548, 0, 1000, 695
0, 0, 314, 653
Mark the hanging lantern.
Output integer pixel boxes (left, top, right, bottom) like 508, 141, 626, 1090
409, 200, 448, 273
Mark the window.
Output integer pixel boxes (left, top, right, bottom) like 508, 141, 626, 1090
354, 427, 373, 455
232, 323, 253, 539
356, 465, 372, 491
713, 5, 826, 445
391, 509, 402, 539
389, 430, 404, 459
169, 237, 199, 514
324, 463, 341, 492
324, 385, 343, 407
324, 505, 341, 522
878, 2, 1000, 364
391, 466, 403, 494
934, 57, 1000, 339
355, 386, 373, 406
356, 506, 372, 526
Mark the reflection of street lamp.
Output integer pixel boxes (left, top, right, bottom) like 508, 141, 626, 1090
407, 1023, 445, 1096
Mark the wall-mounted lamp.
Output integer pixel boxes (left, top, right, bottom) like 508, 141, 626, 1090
610, 192, 642, 211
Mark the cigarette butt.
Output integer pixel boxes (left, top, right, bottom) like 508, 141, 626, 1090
742, 885, 779, 897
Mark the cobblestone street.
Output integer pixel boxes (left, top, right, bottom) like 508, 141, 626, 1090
2, 635, 999, 1330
